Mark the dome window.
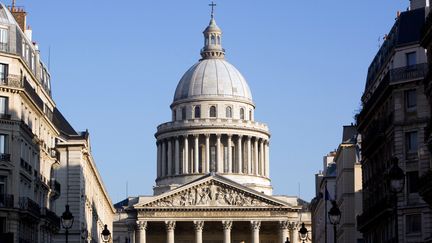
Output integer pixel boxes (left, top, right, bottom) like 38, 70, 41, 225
249, 110, 252, 120
217, 36, 221, 45
194, 106, 201, 118
181, 107, 186, 120
209, 106, 217, 118
240, 108, 245, 120
173, 110, 177, 121
226, 106, 232, 118
211, 35, 216, 45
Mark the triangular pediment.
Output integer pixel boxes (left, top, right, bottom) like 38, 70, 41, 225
135, 175, 291, 209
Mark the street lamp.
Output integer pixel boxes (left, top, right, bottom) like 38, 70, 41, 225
61, 204, 74, 243
388, 157, 405, 242
298, 222, 308, 243
285, 237, 291, 243
101, 224, 112, 243
328, 200, 341, 243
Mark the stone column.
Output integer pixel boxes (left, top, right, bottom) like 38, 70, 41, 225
250, 221, 261, 243
165, 221, 176, 243
247, 136, 252, 174
194, 221, 204, 243
265, 140, 270, 177
167, 139, 173, 176
136, 220, 147, 243
162, 141, 167, 176
237, 135, 243, 174
289, 223, 298, 243
194, 135, 199, 173
254, 139, 259, 175
260, 140, 264, 175
175, 137, 180, 175
184, 136, 189, 173
205, 134, 210, 173
157, 142, 161, 177
127, 222, 136, 243
216, 134, 222, 173
222, 221, 232, 243
279, 221, 289, 243
227, 135, 233, 173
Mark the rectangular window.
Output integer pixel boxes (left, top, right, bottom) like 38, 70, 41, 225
406, 214, 422, 234
0, 28, 7, 52
406, 52, 416, 67
0, 96, 7, 115
405, 89, 417, 110
407, 171, 419, 194
406, 131, 418, 153
0, 135, 6, 154
0, 63, 8, 83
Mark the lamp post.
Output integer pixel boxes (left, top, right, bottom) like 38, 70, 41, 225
61, 204, 74, 243
388, 157, 405, 242
101, 224, 112, 243
298, 222, 308, 243
285, 237, 291, 243
328, 200, 341, 243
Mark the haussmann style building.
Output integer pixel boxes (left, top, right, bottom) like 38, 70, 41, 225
113, 11, 312, 243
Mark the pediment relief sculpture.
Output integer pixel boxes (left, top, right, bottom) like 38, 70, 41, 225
143, 181, 283, 208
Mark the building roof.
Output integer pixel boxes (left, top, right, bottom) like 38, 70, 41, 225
173, 58, 253, 103
0, 4, 18, 25
52, 108, 78, 136
173, 15, 253, 103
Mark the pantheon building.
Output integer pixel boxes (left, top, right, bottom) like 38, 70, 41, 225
113, 10, 312, 243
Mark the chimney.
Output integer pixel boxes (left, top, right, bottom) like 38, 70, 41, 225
410, 0, 430, 10
9, 5, 27, 32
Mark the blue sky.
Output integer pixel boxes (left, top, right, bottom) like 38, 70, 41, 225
16, 0, 409, 202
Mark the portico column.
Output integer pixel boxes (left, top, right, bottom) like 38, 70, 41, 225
216, 134, 222, 173
227, 135, 233, 173
250, 221, 261, 243
254, 139, 259, 175
194, 135, 199, 173
247, 136, 252, 174
194, 221, 204, 243
175, 137, 180, 175
167, 139, 173, 175
205, 134, 210, 173
289, 223, 298, 243
162, 140, 167, 176
184, 136, 189, 173
279, 221, 289, 243
136, 221, 147, 243
165, 221, 176, 243
260, 139, 264, 175
265, 140, 270, 177
222, 221, 232, 243
237, 135, 243, 173
157, 142, 161, 177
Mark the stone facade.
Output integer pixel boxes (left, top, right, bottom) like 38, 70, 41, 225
0, 3, 114, 243
113, 11, 311, 243
356, 3, 432, 242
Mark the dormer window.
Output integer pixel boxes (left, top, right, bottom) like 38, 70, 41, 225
0, 28, 8, 52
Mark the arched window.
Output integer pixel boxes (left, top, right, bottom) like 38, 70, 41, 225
240, 108, 245, 120
173, 110, 177, 121
226, 106, 232, 118
211, 35, 216, 45
194, 106, 201, 118
217, 36, 221, 45
249, 110, 252, 120
181, 107, 186, 120
209, 106, 217, 118
205, 37, 209, 45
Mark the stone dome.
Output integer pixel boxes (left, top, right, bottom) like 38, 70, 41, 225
173, 58, 253, 103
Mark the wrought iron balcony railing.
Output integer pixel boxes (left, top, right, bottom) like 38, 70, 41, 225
390, 63, 428, 83
18, 197, 41, 217
41, 207, 61, 227
0, 153, 10, 162
0, 194, 14, 208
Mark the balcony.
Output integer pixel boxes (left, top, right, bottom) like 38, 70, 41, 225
0, 194, 14, 208
389, 63, 428, 83
50, 179, 61, 199
0, 74, 21, 88
0, 113, 11, 119
0, 43, 9, 53
18, 197, 41, 217
0, 153, 10, 162
41, 207, 61, 229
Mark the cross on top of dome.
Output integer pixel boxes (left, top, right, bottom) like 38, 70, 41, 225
201, 1, 225, 59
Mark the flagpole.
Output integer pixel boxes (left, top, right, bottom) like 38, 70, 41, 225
325, 181, 328, 243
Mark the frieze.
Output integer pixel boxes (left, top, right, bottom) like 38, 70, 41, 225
138, 210, 289, 218
144, 181, 280, 208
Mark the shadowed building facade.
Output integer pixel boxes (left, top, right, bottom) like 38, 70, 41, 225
113, 10, 311, 243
